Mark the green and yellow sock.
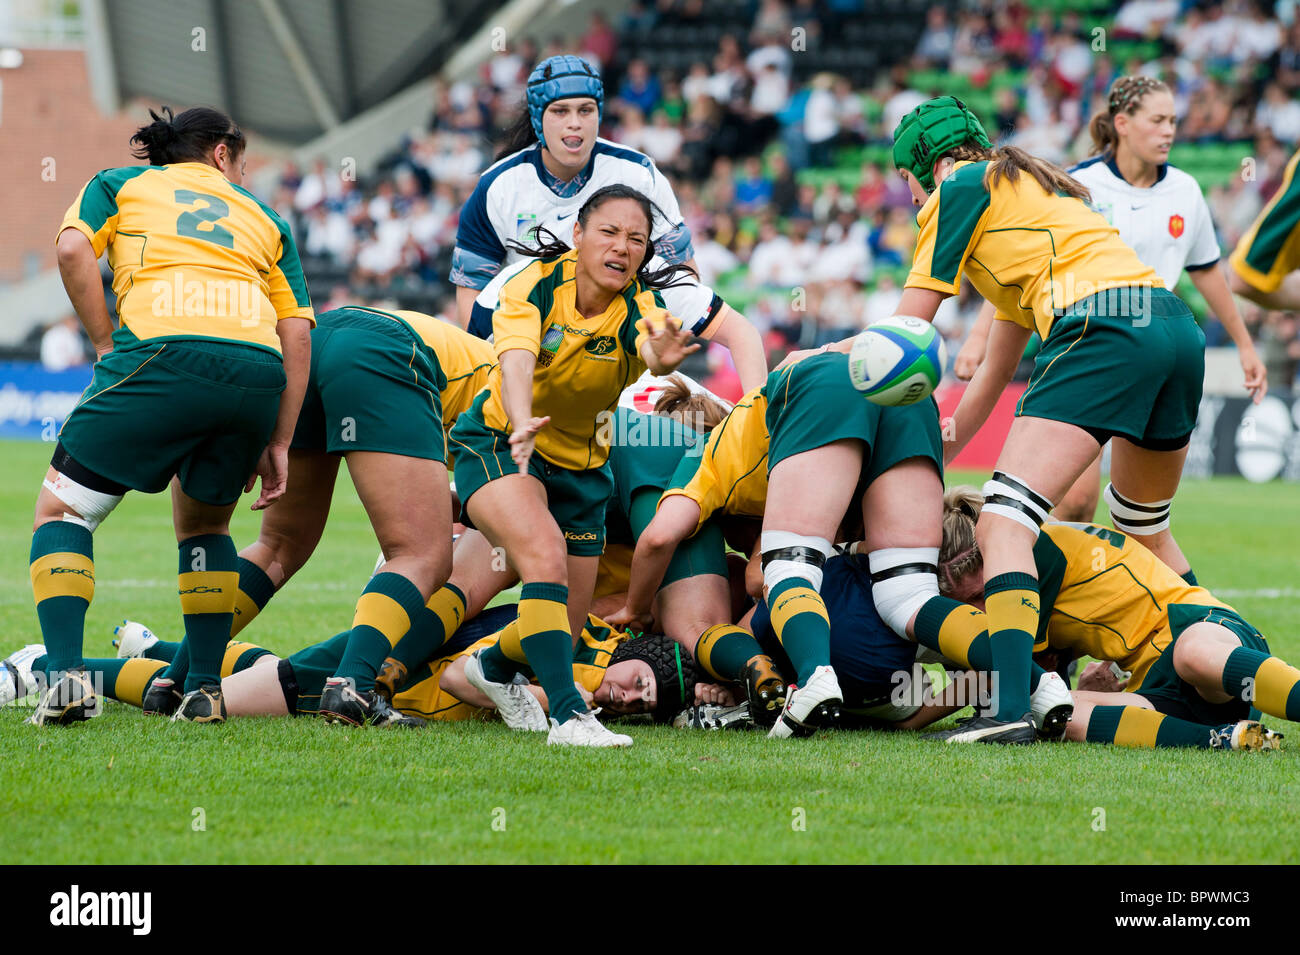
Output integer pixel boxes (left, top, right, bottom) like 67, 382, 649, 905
984, 572, 1039, 721
915, 596, 1048, 689
160, 639, 190, 688
333, 572, 427, 693
1223, 647, 1300, 721
391, 584, 466, 672
141, 639, 179, 663
62, 657, 167, 707
178, 534, 239, 691
517, 582, 585, 725
695, 624, 765, 682
476, 621, 526, 685
30, 521, 95, 678
1085, 705, 1229, 749
767, 578, 830, 686
230, 558, 276, 638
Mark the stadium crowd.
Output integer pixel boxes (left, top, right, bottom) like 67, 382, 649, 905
230, 0, 1299, 397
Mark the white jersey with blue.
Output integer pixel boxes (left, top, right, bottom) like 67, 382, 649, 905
451, 138, 721, 339
1069, 155, 1221, 290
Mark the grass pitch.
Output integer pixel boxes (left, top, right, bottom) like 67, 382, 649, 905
2, 439, 1298, 864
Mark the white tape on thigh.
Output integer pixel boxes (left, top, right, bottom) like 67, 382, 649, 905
761, 531, 832, 594
1103, 483, 1172, 534
982, 475, 1052, 536
868, 547, 940, 637
43, 474, 123, 533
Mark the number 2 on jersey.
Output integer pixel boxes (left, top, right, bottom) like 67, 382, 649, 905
175, 190, 234, 248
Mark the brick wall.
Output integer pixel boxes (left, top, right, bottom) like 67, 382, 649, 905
0, 49, 142, 284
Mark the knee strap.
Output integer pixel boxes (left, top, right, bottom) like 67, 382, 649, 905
868, 547, 940, 638
982, 471, 1053, 537
1104, 483, 1172, 534
43, 472, 123, 533
761, 531, 832, 594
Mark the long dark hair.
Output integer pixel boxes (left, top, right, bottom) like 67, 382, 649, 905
130, 106, 246, 166
943, 142, 1092, 204
505, 184, 698, 291
496, 107, 538, 161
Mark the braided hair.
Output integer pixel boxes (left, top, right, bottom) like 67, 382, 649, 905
1088, 75, 1171, 157
937, 485, 984, 597
608, 633, 701, 723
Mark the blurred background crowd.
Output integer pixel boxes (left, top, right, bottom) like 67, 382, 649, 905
36, 0, 1300, 395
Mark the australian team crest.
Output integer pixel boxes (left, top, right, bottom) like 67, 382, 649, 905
1168, 214, 1185, 238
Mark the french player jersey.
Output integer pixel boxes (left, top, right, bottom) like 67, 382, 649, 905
451, 138, 720, 339
1069, 155, 1221, 290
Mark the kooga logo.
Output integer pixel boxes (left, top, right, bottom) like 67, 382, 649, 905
49, 885, 151, 935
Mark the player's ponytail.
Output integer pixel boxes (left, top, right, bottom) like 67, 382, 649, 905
945, 140, 1092, 204
1088, 75, 1171, 158
130, 106, 245, 166
938, 485, 983, 597
505, 184, 699, 292
654, 374, 730, 433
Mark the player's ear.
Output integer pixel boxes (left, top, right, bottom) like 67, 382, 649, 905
572, 220, 583, 248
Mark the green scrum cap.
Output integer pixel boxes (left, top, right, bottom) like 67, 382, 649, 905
892, 96, 992, 192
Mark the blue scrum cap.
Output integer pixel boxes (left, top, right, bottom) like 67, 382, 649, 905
526, 55, 603, 141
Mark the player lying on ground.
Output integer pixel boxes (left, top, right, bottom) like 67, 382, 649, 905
0, 611, 722, 727
914, 487, 1293, 748
139, 307, 495, 728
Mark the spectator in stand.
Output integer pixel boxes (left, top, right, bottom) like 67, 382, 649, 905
747, 32, 793, 80
751, 60, 791, 118
683, 61, 714, 105
295, 157, 340, 214
751, 0, 791, 42
40, 316, 88, 372
769, 151, 798, 216
882, 68, 925, 139
642, 109, 686, 169
1113, 0, 1180, 40
1275, 21, 1300, 94
952, 11, 997, 76
580, 12, 618, 72
1235, 0, 1281, 64
711, 35, 749, 103
863, 272, 903, 324
994, 8, 1031, 69
693, 224, 741, 286
804, 73, 839, 168
304, 204, 356, 264
833, 77, 866, 146
914, 7, 956, 68
791, 181, 817, 220
618, 59, 662, 116
1255, 82, 1300, 145
811, 179, 854, 226
993, 87, 1020, 141
734, 155, 774, 214
849, 161, 881, 209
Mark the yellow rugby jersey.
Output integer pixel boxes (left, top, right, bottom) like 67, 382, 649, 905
484, 250, 668, 470
392, 615, 627, 719
346, 307, 496, 425
661, 387, 769, 529
1035, 522, 1230, 690
1229, 148, 1300, 293
907, 160, 1162, 339
58, 162, 313, 353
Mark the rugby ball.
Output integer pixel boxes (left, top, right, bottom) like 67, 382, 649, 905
847, 316, 947, 406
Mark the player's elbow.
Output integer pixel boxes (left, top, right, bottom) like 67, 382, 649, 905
56, 229, 93, 268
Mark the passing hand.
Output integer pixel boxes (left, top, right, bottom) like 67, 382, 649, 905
645, 318, 700, 371
1239, 343, 1267, 404
247, 443, 289, 510
508, 415, 550, 475
605, 604, 654, 634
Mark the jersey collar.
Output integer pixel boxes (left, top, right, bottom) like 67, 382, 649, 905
530, 143, 598, 199
1104, 153, 1168, 187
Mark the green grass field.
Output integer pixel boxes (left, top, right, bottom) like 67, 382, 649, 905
2, 438, 1299, 864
